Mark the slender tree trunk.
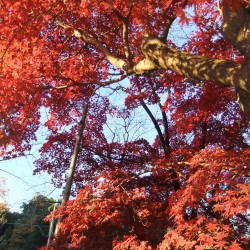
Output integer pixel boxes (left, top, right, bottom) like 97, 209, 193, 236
54, 105, 88, 236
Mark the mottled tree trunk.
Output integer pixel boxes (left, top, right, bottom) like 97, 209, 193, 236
135, 3, 250, 119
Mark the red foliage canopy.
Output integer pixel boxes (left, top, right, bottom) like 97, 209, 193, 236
1, 0, 250, 249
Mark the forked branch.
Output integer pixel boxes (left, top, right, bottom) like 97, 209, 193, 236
112, 4, 133, 68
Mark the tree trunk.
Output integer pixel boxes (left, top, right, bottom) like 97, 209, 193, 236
141, 36, 249, 90
54, 105, 88, 236
138, 35, 250, 119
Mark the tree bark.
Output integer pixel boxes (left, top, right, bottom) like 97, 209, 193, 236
140, 36, 249, 92
136, 35, 250, 119
222, 2, 250, 59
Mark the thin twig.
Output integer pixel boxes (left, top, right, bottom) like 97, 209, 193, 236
0, 169, 31, 187
38, 74, 128, 90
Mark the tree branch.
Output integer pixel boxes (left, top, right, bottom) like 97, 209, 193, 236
150, 82, 170, 154
83, 146, 149, 165
160, 0, 188, 41
160, 17, 176, 41
38, 74, 128, 89
112, 5, 133, 68
132, 58, 156, 74
56, 21, 126, 70
159, 102, 170, 154
200, 117, 208, 150
141, 100, 168, 156
141, 36, 248, 91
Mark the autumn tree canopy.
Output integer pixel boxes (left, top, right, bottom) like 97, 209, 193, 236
1, 0, 250, 249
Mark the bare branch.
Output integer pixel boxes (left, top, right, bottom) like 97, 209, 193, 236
0, 169, 31, 187
150, 82, 170, 154
84, 146, 149, 165
200, 119, 208, 150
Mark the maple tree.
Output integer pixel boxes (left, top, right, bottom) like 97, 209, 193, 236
0, 0, 250, 249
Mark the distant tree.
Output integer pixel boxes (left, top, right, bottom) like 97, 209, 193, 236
0, 212, 22, 250
0, 178, 8, 225
5, 195, 53, 250
0, 178, 9, 249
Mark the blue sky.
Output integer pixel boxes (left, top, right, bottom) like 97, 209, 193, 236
0, 126, 63, 213
0, 156, 62, 212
